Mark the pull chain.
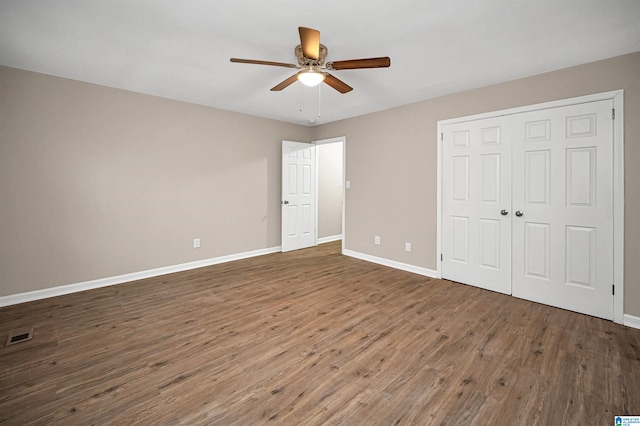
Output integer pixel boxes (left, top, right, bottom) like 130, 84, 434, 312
298, 82, 304, 113
317, 83, 322, 118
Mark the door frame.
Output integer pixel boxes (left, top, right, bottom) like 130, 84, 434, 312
436, 90, 624, 324
312, 136, 346, 253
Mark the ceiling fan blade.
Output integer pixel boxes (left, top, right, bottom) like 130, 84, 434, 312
270, 74, 299, 91
230, 58, 298, 68
324, 73, 353, 94
298, 27, 320, 60
327, 57, 391, 70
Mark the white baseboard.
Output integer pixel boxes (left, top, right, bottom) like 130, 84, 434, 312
342, 249, 437, 278
318, 234, 342, 244
0, 246, 282, 308
624, 314, 640, 330
5, 244, 635, 327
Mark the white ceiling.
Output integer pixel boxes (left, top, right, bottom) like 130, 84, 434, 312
1, 1, 639, 126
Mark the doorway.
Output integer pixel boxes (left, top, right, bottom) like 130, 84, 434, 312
314, 137, 345, 249
281, 137, 345, 252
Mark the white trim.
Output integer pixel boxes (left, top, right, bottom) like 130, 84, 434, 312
318, 234, 342, 244
0, 246, 281, 307
314, 143, 319, 246
437, 90, 624, 323
312, 136, 345, 146
612, 91, 625, 324
624, 314, 640, 330
342, 138, 346, 254
437, 90, 625, 126
343, 249, 438, 278
436, 123, 443, 279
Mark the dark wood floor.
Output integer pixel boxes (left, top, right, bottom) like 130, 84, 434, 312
1, 241, 639, 425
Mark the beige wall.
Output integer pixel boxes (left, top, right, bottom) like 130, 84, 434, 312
312, 52, 640, 317
0, 66, 312, 297
317, 142, 343, 239
2, 52, 639, 317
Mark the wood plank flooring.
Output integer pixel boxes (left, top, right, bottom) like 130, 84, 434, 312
1, 241, 639, 425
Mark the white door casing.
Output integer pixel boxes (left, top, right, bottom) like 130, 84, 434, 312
282, 141, 316, 252
439, 92, 623, 322
441, 116, 512, 294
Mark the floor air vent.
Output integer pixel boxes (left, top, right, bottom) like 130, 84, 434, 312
5, 327, 34, 346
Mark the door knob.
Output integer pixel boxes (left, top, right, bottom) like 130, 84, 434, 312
501, 209, 509, 216
282, 200, 289, 205
515, 210, 524, 217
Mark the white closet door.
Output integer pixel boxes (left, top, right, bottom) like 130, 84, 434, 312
511, 100, 614, 319
441, 116, 512, 294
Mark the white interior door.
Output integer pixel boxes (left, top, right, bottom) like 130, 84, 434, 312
282, 140, 316, 252
441, 116, 512, 294
511, 100, 614, 319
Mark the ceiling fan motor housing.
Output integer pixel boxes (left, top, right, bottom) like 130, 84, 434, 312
296, 44, 327, 68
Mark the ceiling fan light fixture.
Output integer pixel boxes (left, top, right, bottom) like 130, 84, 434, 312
231, 27, 389, 94
297, 70, 325, 87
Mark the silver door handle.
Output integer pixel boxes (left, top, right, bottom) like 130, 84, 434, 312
515, 210, 523, 217
501, 209, 509, 216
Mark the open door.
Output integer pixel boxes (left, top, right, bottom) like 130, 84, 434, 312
282, 140, 316, 252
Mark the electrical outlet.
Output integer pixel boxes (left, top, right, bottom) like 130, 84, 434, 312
193, 238, 201, 248
374, 236, 380, 245
405, 242, 412, 252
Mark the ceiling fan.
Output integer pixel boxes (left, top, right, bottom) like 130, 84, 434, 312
230, 27, 391, 94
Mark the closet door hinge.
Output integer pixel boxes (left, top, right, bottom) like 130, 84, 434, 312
441, 253, 443, 261
612, 284, 615, 295
441, 132, 443, 141
612, 108, 615, 120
